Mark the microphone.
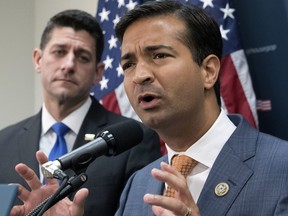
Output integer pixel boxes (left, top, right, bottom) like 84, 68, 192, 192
41, 119, 143, 178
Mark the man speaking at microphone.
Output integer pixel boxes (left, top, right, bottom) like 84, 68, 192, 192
11, 1, 288, 215
0, 9, 161, 216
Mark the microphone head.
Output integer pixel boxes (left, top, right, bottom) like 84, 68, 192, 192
98, 119, 144, 156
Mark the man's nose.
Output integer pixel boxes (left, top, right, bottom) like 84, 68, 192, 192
61, 53, 75, 72
133, 62, 154, 84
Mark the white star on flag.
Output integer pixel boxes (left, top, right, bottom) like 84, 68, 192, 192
116, 64, 124, 77
200, 0, 214, 9
108, 35, 118, 50
220, 25, 230, 40
126, 0, 138, 11
220, 3, 235, 19
99, 76, 109, 90
98, 8, 110, 22
118, 0, 125, 8
103, 55, 114, 70
113, 14, 120, 27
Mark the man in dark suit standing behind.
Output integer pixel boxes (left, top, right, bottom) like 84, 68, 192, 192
0, 9, 161, 216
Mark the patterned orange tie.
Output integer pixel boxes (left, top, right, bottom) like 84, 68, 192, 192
164, 154, 198, 198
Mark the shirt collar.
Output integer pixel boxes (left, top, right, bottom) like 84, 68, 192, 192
41, 97, 92, 135
166, 109, 236, 168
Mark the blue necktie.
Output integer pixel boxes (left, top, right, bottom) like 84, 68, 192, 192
48, 122, 70, 161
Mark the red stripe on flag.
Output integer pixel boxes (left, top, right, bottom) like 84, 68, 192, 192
101, 91, 121, 115
220, 55, 256, 127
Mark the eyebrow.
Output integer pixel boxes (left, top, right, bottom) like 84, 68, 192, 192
121, 44, 174, 61
50, 43, 67, 49
51, 43, 93, 55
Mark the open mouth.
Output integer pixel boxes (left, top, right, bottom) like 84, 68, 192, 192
139, 94, 155, 103
142, 95, 154, 103
138, 93, 159, 109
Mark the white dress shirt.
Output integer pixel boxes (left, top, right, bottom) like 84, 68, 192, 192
166, 109, 236, 202
38, 97, 92, 180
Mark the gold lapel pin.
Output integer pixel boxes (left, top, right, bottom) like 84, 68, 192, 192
215, 182, 229, 197
84, 134, 96, 141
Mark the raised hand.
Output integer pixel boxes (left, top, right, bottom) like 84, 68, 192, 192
10, 151, 88, 216
143, 162, 200, 216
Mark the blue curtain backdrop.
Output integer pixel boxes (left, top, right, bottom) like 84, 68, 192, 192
234, 0, 288, 140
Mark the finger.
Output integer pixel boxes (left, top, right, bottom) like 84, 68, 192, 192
44, 177, 60, 187
151, 205, 170, 216
144, 193, 199, 216
144, 193, 181, 210
36, 151, 59, 186
36, 150, 48, 165
160, 162, 183, 178
151, 162, 184, 182
155, 162, 190, 196
151, 205, 172, 216
10, 205, 25, 216
150, 164, 196, 209
70, 188, 89, 216
151, 166, 186, 192
15, 163, 42, 191
15, 183, 31, 202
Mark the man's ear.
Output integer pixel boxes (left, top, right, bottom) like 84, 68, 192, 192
93, 62, 105, 85
33, 48, 42, 74
201, 54, 220, 90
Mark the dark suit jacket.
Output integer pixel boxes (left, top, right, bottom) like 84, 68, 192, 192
116, 114, 288, 216
0, 97, 162, 216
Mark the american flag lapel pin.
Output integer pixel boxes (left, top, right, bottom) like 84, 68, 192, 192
84, 134, 96, 141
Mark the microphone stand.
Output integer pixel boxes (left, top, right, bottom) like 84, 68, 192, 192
26, 172, 88, 216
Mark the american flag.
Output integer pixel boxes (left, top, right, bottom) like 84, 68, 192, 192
92, 0, 258, 129
92, 0, 143, 122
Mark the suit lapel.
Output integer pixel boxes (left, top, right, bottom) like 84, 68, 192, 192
18, 111, 42, 177
197, 144, 253, 215
143, 156, 167, 215
197, 115, 258, 215
73, 98, 108, 150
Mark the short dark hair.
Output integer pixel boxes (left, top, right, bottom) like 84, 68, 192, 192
40, 9, 104, 62
115, 0, 222, 105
